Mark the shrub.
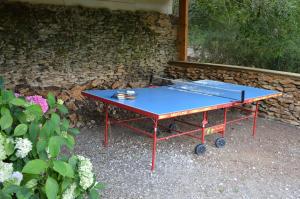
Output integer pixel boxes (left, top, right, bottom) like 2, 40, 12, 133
186, 0, 300, 73
0, 80, 102, 198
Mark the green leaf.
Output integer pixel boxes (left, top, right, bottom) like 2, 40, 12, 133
46, 120, 55, 136
38, 151, 48, 160
68, 128, 80, 136
2, 90, 14, 104
48, 136, 65, 157
61, 118, 70, 131
40, 122, 50, 139
2, 184, 20, 195
88, 188, 100, 199
14, 124, 28, 136
10, 98, 26, 107
57, 104, 68, 114
24, 179, 38, 189
65, 134, 75, 150
28, 122, 39, 143
45, 177, 59, 199
0, 114, 13, 130
36, 139, 47, 153
47, 93, 56, 109
0, 190, 11, 199
68, 155, 78, 169
24, 105, 43, 121
16, 112, 28, 124
1, 107, 10, 115
61, 178, 72, 192
22, 159, 48, 174
16, 187, 33, 199
94, 182, 105, 190
4, 138, 14, 156
0, 107, 13, 130
51, 113, 60, 126
53, 160, 74, 178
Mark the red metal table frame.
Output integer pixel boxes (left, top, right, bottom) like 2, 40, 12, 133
83, 92, 281, 171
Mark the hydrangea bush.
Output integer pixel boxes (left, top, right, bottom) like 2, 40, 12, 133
0, 81, 102, 198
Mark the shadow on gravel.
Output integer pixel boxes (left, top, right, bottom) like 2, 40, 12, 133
75, 110, 300, 199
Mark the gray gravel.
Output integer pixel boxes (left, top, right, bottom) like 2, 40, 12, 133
75, 110, 300, 199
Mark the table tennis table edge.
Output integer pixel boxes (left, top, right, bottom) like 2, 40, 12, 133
82, 91, 282, 120
82, 91, 160, 119
158, 92, 282, 119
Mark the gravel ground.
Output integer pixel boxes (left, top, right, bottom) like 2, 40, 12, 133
75, 110, 300, 199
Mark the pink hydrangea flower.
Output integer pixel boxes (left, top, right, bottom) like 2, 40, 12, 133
25, 95, 49, 113
14, 93, 21, 98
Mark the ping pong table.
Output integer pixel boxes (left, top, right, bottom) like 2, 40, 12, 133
82, 78, 281, 171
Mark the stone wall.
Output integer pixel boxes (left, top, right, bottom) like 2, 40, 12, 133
166, 62, 300, 126
0, 2, 177, 125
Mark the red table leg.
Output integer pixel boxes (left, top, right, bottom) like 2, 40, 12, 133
104, 104, 109, 146
201, 112, 208, 144
222, 108, 228, 137
151, 119, 158, 171
252, 102, 259, 137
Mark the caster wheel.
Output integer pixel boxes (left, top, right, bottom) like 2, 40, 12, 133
215, 137, 226, 148
194, 144, 206, 155
168, 123, 178, 133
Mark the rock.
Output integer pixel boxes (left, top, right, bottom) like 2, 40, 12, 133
68, 101, 78, 111
57, 92, 70, 102
111, 81, 123, 89
69, 113, 77, 123
91, 79, 104, 87
69, 84, 89, 100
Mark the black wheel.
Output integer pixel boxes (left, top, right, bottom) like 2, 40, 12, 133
168, 123, 178, 133
215, 137, 226, 148
194, 144, 206, 155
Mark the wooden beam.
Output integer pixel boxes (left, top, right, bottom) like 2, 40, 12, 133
177, 0, 188, 61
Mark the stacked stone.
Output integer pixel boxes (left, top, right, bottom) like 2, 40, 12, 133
167, 63, 300, 127
0, 2, 177, 125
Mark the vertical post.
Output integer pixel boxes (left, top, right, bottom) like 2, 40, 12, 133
222, 108, 228, 137
178, 0, 189, 61
252, 102, 259, 137
201, 112, 208, 144
104, 104, 109, 146
151, 119, 158, 171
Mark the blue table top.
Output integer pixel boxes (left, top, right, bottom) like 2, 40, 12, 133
83, 80, 280, 118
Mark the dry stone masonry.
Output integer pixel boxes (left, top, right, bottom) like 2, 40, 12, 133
0, 2, 177, 125
167, 62, 300, 127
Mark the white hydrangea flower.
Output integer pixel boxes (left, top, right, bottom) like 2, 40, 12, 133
77, 155, 94, 190
46, 147, 51, 159
0, 134, 6, 160
10, 171, 23, 185
15, 138, 32, 158
0, 161, 13, 183
3, 171, 23, 186
57, 99, 64, 105
61, 131, 68, 138
62, 183, 76, 199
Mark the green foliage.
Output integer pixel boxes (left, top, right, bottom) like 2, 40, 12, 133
0, 80, 103, 198
53, 160, 74, 178
45, 177, 59, 199
187, 0, 300, 73
22, 159, 48, 175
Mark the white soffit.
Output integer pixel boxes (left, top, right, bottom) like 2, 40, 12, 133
9, 0, 173, 14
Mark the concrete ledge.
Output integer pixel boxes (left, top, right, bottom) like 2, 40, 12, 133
169, 61, 300, 79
